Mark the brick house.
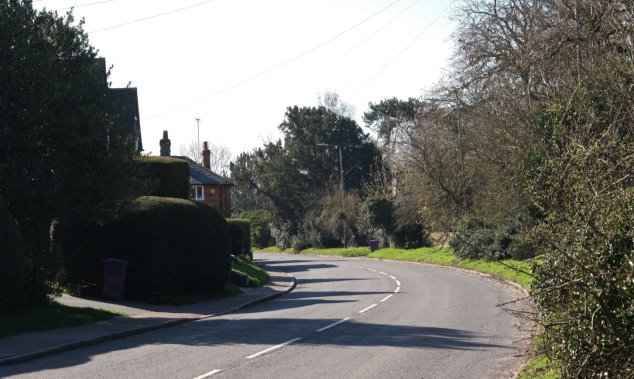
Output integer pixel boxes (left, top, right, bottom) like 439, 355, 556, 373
159, 131, 233, 217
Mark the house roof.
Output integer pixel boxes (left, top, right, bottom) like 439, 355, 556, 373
174, 156, 233, 186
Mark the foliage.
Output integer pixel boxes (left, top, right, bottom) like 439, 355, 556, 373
230, 105, 381, 248
54, 197, 232, 298
0, 302, 123, 338
450, 217, 533, 261
227, 218, 252, 255
137, 156, 190, 199
0, 1, 142, 305
0, 196, 27, 313
240, 209, 274, 248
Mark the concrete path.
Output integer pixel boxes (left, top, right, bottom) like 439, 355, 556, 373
0, 266, 295, 367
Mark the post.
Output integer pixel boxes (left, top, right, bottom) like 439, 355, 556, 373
337, 145, 346, 248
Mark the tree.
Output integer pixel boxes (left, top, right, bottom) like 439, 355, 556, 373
0, 1, 141, 306
230, 105, 381, 248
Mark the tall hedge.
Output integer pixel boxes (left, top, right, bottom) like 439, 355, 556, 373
55, 196, 231, 298
137, 156, 190, 199
0, 197, 26, 313
227, 218, 251, 255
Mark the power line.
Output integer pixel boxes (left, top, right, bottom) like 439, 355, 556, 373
142, 0, 404, 122
89, 0, 221, 33
325, 0, 419, 68
355, 5, 449, 95
54, 0, 119, 12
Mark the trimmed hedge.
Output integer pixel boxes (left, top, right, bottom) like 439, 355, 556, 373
55, 196, 231, 298
137, 156, 190, 199
0, 197, 26, 313
227, 218, 251, 255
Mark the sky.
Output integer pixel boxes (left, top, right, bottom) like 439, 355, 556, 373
33, 0, 456, 159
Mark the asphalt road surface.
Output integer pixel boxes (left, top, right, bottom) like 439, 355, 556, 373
0, 253, 531, 379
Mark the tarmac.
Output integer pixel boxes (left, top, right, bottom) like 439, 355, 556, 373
0, 265, 296, 367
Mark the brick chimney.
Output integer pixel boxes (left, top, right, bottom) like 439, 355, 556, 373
159, 130, 171, 156
202, 141, 211, 169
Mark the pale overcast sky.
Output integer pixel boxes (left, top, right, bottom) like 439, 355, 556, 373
34, 0, 456, 158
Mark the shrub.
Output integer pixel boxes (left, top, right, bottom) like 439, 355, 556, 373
56, 196, 231, 298
227, 218, 251, 255
240, 209, 274, 248
0, 197, 27, 313
450, 217, 533, 261
137, 156, 190, 199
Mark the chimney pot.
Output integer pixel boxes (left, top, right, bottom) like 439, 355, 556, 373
202, 140, 211, 169
160, 130, 171, 156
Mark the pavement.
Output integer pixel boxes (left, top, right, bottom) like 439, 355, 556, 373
0, 266, 295, 367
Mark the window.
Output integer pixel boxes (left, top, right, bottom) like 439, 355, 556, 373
191, 185, 204, 200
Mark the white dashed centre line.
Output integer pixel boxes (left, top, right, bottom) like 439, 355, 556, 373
316, 317, 351, 332
379, 271, 388, 275
367, 268, 377, 272
380, 294, 393, 302
359, 304, 378, 313
389, 275, 396, 280
394, 286, 400, 293
246, 338, 302, 359
193, 369, 223, 379
395, 280, 401, 287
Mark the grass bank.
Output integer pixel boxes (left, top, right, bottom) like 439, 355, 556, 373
0, 303, 123, 338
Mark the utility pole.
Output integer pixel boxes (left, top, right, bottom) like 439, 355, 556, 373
317, 143, 346, 248
195, 117, 201, 163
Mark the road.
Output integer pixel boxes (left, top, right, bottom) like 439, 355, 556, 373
0, 253, 531, 379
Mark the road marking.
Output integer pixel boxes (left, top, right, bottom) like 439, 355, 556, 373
316, 317, 351, 332
395, 280, 401, 286
359, 304, 378, 313
193, 369, 222, 379
394, 286, 400, 293
246, 338, 302, 359
379, 271, 388, 275
389, 275, 396, 280
367, 268, 377, 272
380, 294, 393, 302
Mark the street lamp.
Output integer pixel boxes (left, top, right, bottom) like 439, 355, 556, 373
317, 143, 346, 248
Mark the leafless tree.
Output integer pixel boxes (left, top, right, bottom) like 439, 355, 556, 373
179, 140, 232, 176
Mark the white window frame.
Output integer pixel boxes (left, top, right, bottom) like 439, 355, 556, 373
191, 185, 204, 200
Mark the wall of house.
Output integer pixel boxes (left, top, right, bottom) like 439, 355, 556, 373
201, 185, 231, 218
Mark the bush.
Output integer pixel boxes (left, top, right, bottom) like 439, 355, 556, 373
137, 156, 190, 199
450, 217, 533, 261
0, 197, 27, 313
56, 196, 231, 298
227, 218, 251, 256
240, 210, 274, 248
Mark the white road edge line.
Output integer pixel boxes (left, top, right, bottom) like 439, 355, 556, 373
379, 271, 388, 275
359, 304, 378, 313
389, 275, 396, 280
316, 317, 351, 332
193, 369, 223, 379
394, 286, 400, 293
367, 268, 377, 272
395, 280, 401, 286
246, 338, 302, 359
380, 294, 393, 302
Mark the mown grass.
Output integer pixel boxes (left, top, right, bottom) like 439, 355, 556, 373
518, 355, 560, 379
232, 256, 269, 286
0, 303, 124, 338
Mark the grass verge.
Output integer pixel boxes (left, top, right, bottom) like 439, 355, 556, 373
0, 302, 124, 338
232, 256, 269, 287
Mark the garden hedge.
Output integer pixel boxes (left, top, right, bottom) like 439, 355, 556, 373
227, 218, 251, 255
0, 196, 26, 313
55, 196, 231, 298
137, 156, 190, 199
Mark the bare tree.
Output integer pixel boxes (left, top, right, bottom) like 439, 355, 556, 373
179, 140, 232, 175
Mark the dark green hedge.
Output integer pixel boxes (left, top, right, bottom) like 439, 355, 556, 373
55, 196, 231, 298
137, 156, 190, 199
0, 197, 26, 313
227, 218, 251, 255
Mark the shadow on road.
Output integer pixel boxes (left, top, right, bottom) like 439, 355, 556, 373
0, 316, 509, 375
